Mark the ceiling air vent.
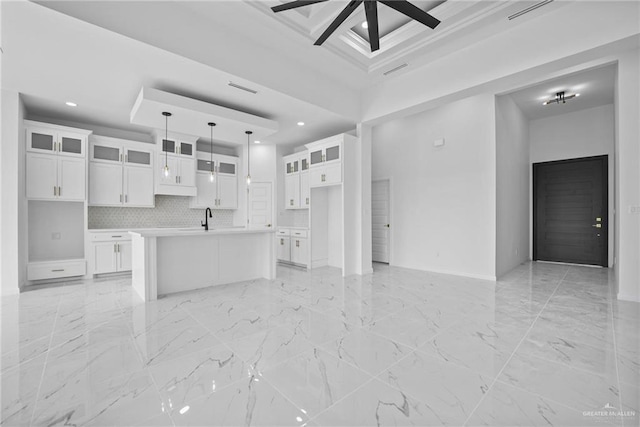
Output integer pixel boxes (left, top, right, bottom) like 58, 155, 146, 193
508, 0, 553, 20
228, 81, 258, 94
383, 63, 408, 76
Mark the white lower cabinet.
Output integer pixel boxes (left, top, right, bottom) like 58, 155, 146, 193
291, 236, 308, 265
90, 232, 132, 275
27, 259, 86, 281
277, 228, 308, 267
277, 235, 291, 262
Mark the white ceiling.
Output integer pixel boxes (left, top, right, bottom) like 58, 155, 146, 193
507, 64, 616, 120
3, 0, 616, 148
2, 2, 356, 146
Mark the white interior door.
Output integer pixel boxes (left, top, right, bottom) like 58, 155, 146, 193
248, 182, 272, 229
372, 179, 390, 263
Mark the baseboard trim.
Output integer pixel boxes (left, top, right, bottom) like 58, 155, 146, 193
617, 292, 640, 303
395, 264, 496, 282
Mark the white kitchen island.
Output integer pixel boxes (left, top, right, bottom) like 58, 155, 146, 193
130, 227, 275, 301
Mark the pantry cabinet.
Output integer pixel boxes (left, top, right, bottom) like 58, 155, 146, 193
25, 121, 91, 201
191, 152, 238, 209
283, 151, 309, 209
89, 136, 154, 207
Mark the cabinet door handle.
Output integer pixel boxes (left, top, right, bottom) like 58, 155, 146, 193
280, 238, 284, 245
114, 243, 117, 253
125, 154, 128, 163
322, 154, 325, 162
58, 186, 61, 196
120, 153, 123, 162
175, 176, 178, 184
296, 240, 299, 247
306, 197, 309, 205
120, 194, 123, 203
54, 186, 57, 196
51, 269, 65, 272
125, 195, 128, 203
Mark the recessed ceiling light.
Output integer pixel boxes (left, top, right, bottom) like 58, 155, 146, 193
361, 21, 368, 29
254, 140, 261, 144
297, 122, 305, 126
575, 93, 580, 97
65, 101, 77, 107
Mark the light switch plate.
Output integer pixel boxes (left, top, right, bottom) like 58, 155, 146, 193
434, 138, 445, 147
629, 206, 640, 214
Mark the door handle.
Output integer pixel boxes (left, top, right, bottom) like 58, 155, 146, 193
386, 224, 390, 228
267, 224, 272, 228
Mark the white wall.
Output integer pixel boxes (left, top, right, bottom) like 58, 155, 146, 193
529, 104, 615, 267
496, 95, 530, 277
615, 50, 640, 302
0, 90, 25, 295
372, 94, 497, 280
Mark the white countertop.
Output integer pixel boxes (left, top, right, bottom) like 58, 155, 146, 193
128, 227, 275, 238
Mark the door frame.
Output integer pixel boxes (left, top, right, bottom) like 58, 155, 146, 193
532, 155, 608, 267
372, 177, 393, 265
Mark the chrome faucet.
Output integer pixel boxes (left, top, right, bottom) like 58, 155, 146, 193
201, 207, 212, 231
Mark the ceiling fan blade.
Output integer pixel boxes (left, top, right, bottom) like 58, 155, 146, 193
314, 0, 363, 46
271, 0, 329, 13
364, 1, 380, 51
379, 0, 440, 29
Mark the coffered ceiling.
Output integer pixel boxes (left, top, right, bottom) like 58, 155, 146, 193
248, 0, 549, 73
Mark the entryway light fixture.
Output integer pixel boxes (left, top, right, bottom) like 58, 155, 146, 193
162, 112, 172, 177
245, 131, 253, 186
65, 101, 77, 107
208, 122, 216, 183
543, 91, 580, 106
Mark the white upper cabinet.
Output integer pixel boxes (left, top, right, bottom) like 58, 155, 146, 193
27, 125, 87, 158
88, 135, 154, 207
305, 135, 350, 188
283, 151, 309, 210
25, 121, 91, 201
191, 152, 238, 210
154, 133, 197, 196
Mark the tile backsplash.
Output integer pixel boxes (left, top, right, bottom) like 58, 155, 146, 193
88, 195, 234, 229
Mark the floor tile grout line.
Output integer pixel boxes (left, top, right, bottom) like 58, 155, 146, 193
462, 266, 571, 426
608, 274, 625, 426
28, 293, 63, 427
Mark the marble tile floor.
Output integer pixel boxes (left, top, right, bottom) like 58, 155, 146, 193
1, 262, 638, 426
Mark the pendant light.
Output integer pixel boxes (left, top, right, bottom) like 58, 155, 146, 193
208, 122, 216, 183
162, 112, 172, 177
245, 131, 252, 186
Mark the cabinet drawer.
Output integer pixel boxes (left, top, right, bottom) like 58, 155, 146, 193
90, 231, 132, 242
27, 259, 86, 281
290, 230, 308, 238
277, 229, 291, 236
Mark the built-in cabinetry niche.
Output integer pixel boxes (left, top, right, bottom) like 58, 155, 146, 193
25, 121, 91, 281
309, 186, 343, 269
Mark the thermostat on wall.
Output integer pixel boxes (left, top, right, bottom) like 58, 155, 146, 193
434, 138, 445, 147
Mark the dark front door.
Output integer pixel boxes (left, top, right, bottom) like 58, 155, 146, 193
533, 156, 608, 267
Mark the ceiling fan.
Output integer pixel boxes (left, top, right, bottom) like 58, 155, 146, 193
271, 0, 441, 52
